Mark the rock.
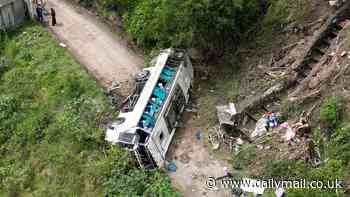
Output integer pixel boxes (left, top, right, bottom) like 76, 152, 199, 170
188, 48, 202, 60
236, 138, 244, 145
59, 42, 67, 48
341, 51, 347, 57
212, 143, 220, 150
329, 0, 337, 6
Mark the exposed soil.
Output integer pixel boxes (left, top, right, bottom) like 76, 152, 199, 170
167, 113, 231, 197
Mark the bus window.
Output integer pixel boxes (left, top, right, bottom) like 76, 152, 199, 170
165, 86, 185, 131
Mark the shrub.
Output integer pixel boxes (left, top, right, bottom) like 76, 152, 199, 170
124, 0, 264, 57
279, 100, 302, 122
233, 144, 257, 168
328, 122, 350, 165
263, 160, 306, 179
79, 0, 95, 8
320, 97, 342, 138
101, 0, 140, 14
0, 95, 17, 121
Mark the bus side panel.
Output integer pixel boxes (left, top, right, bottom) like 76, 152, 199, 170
158, 117, 174, 156
147, 139, 164, 167
177, 68, 191, 102
151, 118, 172, 154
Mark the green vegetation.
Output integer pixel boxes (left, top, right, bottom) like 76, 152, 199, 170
320, 96, 342, 138
122, 0, 262, 56
89, 0, 311, 57
233, 144, 257, 169
0, 23, 176, 196
279, 100, 303, 122
262, 0, 311, 30
263, 159, 347, 196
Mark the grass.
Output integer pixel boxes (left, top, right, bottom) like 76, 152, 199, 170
0, 23, 109, 196
320, 97, 342, 131
0, 23, 176, 196
193, 64, 240, 128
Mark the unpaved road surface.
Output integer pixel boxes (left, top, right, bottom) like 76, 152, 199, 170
46, 0, 142, 90
45, 1, 229, 196
167, 115, 231, 197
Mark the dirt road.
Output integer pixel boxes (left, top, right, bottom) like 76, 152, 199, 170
46, 0, 142, 90
167, 115, 231, 197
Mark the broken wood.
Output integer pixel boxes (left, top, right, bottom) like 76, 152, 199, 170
282, 42, 299, 52
289, 89, 321, 103
304, 19, 324, 29
245, 111, 257, 122
306, 102, 320, 119
240, 128, 253, 143
268, 54, 276, 67
332, 63, 350, 84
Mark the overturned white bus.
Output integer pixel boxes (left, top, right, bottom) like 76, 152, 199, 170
105, 49, 193, 170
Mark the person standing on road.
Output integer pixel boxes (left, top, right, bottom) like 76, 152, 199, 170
36, 4, 44, 23
51, 8, 57, 26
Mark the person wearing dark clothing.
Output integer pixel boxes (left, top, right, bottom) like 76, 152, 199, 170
51, 8, 56, 26
36, 4, 43, 23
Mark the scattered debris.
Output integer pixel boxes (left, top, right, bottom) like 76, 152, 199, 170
250, 111, 278, 139
341, 51, 347, 57
338, 19, 350, 28
265, 112, 278, 128
251, 117, 268, 138
280, 122, 296, 143
275, 187, 285, 197
108, 81, 120, 92
269, 54, 276, 67
208, 126, 246, 151
167, 162, 177, 172
233, 160, 242, 170
227, 103, 237, 116
216, 104, 238, 128
306, 139, 322, 167
236, 138, 244, 145
282, 42, 299, 52
332, 63, 350, 84
185, 105, 198, 113
59, 42, 67, 48
289, 89, 321, 103
293, 113, 312, 138
240, 178, 265, 195
223, 167, 233, 178
208, 127, 221, 150
195, 131, 203, 140
212, 143, 220, 150
329, 1, 338, 7
329, 0, 348, 7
